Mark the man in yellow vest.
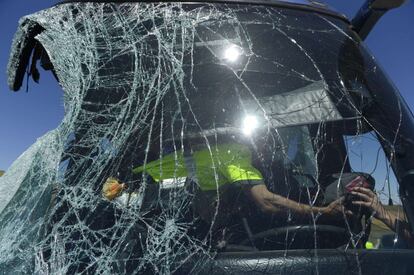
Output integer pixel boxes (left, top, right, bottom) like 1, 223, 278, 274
102, 142, 344, 220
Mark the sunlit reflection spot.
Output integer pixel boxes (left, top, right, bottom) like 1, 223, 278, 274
242, 115, 258, 136
224, 45, 242, 62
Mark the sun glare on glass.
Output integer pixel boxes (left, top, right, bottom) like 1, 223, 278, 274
242, 115, 258, 136
224, 45, 242, 62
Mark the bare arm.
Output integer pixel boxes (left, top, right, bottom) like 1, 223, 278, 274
352, 187, 413, 245
248, 184, 345, 218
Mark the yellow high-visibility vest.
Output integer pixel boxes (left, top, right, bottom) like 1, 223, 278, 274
132, 143, 263, 191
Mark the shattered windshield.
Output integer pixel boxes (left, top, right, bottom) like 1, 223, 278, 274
2, 2, 414, 274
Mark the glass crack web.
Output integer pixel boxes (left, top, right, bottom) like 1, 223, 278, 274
0, 2, 410, 275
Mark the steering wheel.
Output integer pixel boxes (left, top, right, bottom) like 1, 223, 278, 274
240, 225, 348, 250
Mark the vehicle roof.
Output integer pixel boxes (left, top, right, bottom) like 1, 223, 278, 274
56, 0, 349, 23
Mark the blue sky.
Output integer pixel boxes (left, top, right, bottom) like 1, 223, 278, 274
0, 0, 413, 173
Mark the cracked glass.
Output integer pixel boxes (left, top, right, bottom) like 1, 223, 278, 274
2, 2, 414, 274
